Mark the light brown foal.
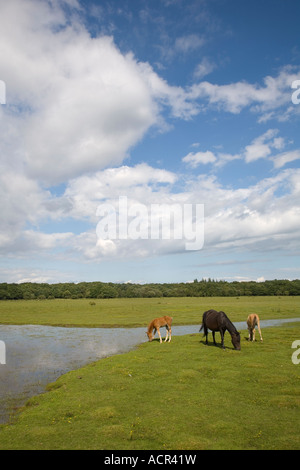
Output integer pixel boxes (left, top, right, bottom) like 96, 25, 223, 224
247, 313, 263, 342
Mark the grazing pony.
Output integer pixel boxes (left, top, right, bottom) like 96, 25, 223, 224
146, 316, 173, 343
200, 309, 241, 350
247, 313, 263, 342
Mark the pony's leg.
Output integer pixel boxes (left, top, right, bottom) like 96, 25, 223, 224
152, 328, 156, 341
219, 329, 225, 349
203, 325, 208, 345
157, 327, 162, 343
257, 322, 263, 342
253, 328, 256, 342
164, 327, 169, 342
212, 331, 216, 345
249, 328, 254, 341
165, 326, 171, 342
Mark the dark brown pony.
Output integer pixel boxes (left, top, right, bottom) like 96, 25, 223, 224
200, 309, 241, 350
146, 316, 173, 343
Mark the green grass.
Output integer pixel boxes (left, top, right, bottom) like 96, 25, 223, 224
0, 296, 299, 327
1, 296, 299, 449
1, 324, 300, 450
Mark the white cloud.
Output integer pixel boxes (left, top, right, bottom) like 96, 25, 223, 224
188, 66, 300, 118
1, 159, 300, 264
182, 130, 299, 171
175, 34, 205, 53
0, 170, 47, 245
272, 150, 300, 169
214, 153, 241, 168
0, 267, 71, 284
1, 0, 298, 193
0, 0, 299, 278
182, 151, 217, 167
244, 129, 280, 163
0, 0, 201, 186
182, 148, 241, 169
194, 57, 216, 79
0, 227, 74, 257
55, 165, 300, 262
243, 129, 300, 169
1, 25, 158, 184
63, 163, 178, 221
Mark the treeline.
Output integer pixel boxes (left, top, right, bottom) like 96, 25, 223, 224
0, 278, 300, 300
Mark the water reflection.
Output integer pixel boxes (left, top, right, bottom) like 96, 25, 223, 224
0, 318, 299, 424
0, 324, 147, 424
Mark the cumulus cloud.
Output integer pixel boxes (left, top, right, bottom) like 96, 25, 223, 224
0, 4, 159, 184
189, 66, 300, 118
189, 169, 300, 253
0, 0, 299, 274
0, 1, 206, 190
63, 163, 178, 221
51, 165, 300, 262
0, 170, 48, 245
3, 0, 297, 187
194, 57, 216, 79
1, 158, 300, 263
0, 0, 196, 253
182, 129, 298, 169
272, 150, 300, 169
1, 0, 298, 191
243, 129, 300, 169
182, 151, 217, 167
244, 129, 280, 163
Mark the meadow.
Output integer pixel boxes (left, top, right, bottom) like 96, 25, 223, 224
0, 296, 299, 450
0, 295, 299, 327
0, 325, 299, 449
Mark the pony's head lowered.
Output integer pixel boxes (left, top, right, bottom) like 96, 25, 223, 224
146, 330, 154, 342
231, 331, 241, 350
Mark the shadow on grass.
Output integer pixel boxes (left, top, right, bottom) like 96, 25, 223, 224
199, 339, 238, 351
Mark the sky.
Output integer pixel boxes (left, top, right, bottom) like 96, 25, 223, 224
0, 0, 300, 284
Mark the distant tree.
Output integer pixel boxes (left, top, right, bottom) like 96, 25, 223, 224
1, 278, 299, 300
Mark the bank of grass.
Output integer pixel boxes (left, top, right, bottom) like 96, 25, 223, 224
1, 324, 299, 450
0, 296, 299, 327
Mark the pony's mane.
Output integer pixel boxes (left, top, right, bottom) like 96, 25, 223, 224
222, 311, 239, 334
147, 319, 155, 333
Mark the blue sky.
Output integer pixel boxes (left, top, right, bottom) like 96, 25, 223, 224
0, 0, 300, 284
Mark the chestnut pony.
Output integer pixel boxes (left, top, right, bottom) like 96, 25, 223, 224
146, 316, 173, 343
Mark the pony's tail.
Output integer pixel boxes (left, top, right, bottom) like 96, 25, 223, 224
199, 323, 204, 333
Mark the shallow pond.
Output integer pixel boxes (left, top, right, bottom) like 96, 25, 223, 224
0, 318, 299, 424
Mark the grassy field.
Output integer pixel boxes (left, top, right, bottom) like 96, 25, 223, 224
0, 296, 299, 449
0, 296, 299, 327
0, 323, 299, 450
